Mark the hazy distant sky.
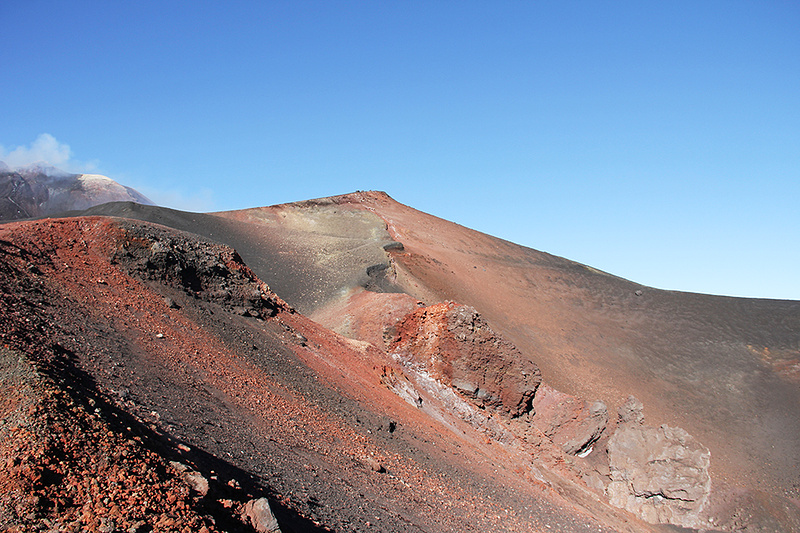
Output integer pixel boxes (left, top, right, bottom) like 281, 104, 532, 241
2, 1, 798, 300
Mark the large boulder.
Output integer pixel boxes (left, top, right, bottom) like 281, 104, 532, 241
390, 302, 541, 418
531, 384, 608, 455
607, 396, 711, 528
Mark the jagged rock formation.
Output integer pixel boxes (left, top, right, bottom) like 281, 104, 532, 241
382, 300, 717, 530
607, 396, 712, 528
390, 302, 541, 418
112, 221, 289, 319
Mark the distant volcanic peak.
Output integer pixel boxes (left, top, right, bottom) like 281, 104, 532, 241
0, 165, 153, 221
75, 173, 154, 206
78, 172, 123, 188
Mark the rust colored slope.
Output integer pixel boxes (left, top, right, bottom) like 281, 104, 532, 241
327, 191, 800, 508
0, 217, 653, 533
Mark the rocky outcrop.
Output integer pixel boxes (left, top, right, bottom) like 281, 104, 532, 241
607, 396, 711, 528
390, 302, 541, 418
387, 301, 711, 529
531, 384, 608, 456
113, 221, 289, 319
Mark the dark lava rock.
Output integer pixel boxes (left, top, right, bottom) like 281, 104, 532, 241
112, 221, 289, 319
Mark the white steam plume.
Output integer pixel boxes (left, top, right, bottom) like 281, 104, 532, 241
0, 134, 97, 172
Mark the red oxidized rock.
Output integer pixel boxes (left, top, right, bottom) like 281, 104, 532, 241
530, 384, 608, 456
391, 302, 541, 418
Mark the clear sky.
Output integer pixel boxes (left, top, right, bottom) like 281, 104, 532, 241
2, 1, 798, 300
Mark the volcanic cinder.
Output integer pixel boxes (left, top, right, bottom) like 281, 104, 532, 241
1, 190, 798, 532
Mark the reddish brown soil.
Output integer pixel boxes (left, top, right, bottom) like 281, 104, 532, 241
310, 289, 422, 351
0, 347, 222, 533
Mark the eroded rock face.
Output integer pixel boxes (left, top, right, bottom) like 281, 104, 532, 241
607, 396, 711, 528
531, 384, 608, 456
390, 302, 541, 418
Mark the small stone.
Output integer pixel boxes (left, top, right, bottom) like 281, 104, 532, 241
184, 470, 209, 496
242, 497, 281, 533
382, 241, 404, 252
127, 521, 146, 533
366, 458, 385, 473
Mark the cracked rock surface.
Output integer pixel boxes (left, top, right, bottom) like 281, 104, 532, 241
607, 396, 711, 528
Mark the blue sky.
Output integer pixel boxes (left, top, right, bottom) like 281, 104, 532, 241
2, 1, 798, 300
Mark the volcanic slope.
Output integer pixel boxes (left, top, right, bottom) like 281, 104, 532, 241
0, 216, 675, 532
211, 191, 800, 530
12, 192, 799, 531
